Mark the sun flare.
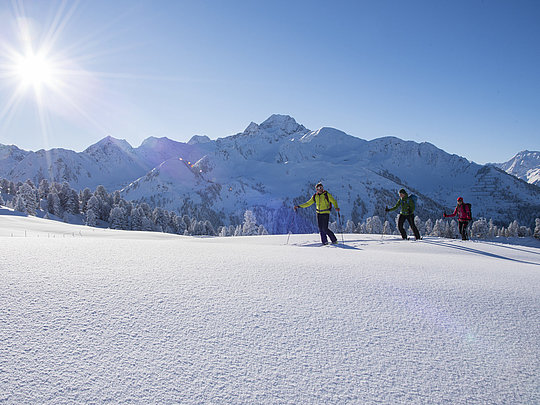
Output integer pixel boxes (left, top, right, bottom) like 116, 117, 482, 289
14, 51, 56, 89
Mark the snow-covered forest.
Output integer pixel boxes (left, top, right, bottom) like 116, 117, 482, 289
1, 177, 539, 240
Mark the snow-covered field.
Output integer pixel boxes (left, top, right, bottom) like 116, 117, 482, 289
1, 212, 539, 404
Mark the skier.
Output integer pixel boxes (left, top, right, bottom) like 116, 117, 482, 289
385, 188, 422, 240
444, 197, 472, 240
294, 182, 340, 245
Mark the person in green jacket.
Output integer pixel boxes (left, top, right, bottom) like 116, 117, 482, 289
385, 188, 421, 240
294, 182, 340, 245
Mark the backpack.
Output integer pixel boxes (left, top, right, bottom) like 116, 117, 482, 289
462, 203, 472, 220
312, 191, 332, 211
402, 194, 418, 214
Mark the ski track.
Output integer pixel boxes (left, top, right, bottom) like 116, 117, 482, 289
0, 229, 539, 404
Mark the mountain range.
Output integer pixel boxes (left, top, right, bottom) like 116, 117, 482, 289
492, 150, 540, 186
1, 114, 539, 230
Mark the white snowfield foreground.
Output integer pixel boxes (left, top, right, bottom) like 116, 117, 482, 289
1, 213, 539, 404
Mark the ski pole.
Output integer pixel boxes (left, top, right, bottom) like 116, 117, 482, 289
338, 212, 344, 244
286, 209, 296, 245
381, 210, 387, 241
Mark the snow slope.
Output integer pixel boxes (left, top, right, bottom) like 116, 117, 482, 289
1, 213, 539, 404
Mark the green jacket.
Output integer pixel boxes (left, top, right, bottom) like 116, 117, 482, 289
299, 191, 339, 214
388, 195, 415, 215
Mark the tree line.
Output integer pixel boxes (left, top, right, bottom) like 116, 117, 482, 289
339, 215, 540, 240
0, 178, 267, 236
0, 177, 538, 239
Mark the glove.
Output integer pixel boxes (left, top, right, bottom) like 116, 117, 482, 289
335, 208, 340, 212
294, 206, 299, 211
384, 207, 389, 212
443, 212, 447, 217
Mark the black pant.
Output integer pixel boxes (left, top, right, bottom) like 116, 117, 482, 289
459, 221, 469, 240
317, 213, 337, 244
398, 214, 421, 240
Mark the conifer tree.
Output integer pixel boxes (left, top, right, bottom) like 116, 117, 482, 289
18, 183, 37, 215
86, 209, 97, 227
109, 206, 126, 229
242, 210, 258, 236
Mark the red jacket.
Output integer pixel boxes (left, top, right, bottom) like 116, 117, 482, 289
445, 204, 471, 222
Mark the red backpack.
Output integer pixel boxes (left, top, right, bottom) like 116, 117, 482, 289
462, 203, 472, 220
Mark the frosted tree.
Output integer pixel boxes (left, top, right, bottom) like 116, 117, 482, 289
487, 219, 497, 238
8, 181, 17, 195
65, 189, 80, 214
0, 179, 9, 194
93, 185, 111, 220
258, 225, 269, 235
112, 190, 122, 205
518, 226, 531, 237
153, 207, 169, 232
86, 208, 97, 227
356, 222, 366, 234
470, 218, 489, 239
507, 220, 519, 238
424, 218, 433, 235
414, 216, 425, 235
0, 193, 4, 206
13, 196, 26, 213
141, 216, 154, 232
109, 207, 127, 230
345, 220, 355, 233
203, 220, 216, 236
534, 219, 540, 239
173, 215, 187, 235
242, 210, 258, 236
431, 219, 445, 237
131, 207, 143, 231
86, 196, 100, 217
234, 225, 243, 236
38, 179, 50, 199
47, 192, 62, 217
365, 216, 382, 234
19, 183, 37, 215
449, 220, 459, 239
166, 213, 178, 234
218, 226, 228, 237
383, 220, 392, 235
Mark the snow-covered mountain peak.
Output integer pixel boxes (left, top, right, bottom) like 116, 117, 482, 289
259, 114, 306, 135
299, 127, 350, 143
243, 122, 260, 135
84, 136, 134, 157
494, 150, 540, 186
188, 135, 212, 145
0, 144, 28, 161
139, 136, 172, 148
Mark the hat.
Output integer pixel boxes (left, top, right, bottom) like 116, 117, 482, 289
399, 188, 407, 195
316, 182, 323, 189
457, 196, 463, 202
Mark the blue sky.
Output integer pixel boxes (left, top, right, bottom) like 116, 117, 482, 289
0, 0, 538, 164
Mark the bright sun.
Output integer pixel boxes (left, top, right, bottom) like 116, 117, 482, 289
14, 51, 56, 89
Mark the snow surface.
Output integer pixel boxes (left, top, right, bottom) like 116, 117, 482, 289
1, 212, 539, 404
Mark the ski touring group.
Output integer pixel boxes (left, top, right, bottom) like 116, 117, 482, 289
294, 183, 472, 246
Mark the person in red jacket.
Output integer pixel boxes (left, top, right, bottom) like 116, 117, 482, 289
444, 197, 472, 240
